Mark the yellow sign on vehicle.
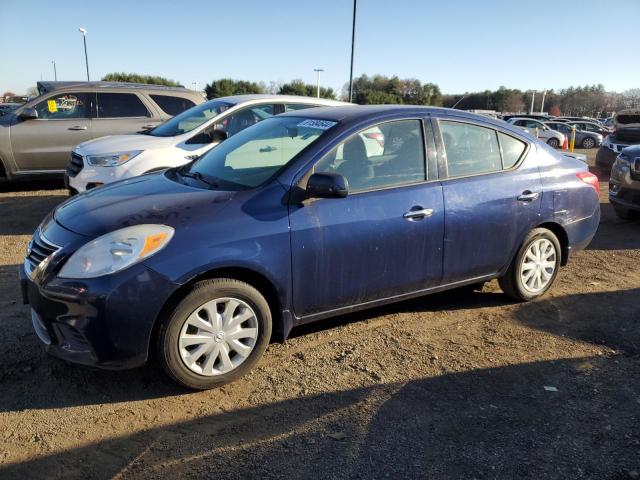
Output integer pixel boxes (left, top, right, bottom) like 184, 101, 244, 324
47, 100, 58, 113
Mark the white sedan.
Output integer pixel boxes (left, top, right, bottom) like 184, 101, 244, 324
66, 94, 348, 193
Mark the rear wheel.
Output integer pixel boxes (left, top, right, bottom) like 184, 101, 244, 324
547, 138, 560, 148
499, 228, 561, 301
581, 137, 596, 149
157, 278, 272, 390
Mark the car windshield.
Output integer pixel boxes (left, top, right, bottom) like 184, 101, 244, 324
181, 116, 337, 189
149, 99, 234, 137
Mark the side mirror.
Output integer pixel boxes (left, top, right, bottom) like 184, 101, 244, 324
306, 172, 349, 199
19, 107, 38, 121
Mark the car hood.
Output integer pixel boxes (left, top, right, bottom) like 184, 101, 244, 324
621, 144, 640, 157
54, 172, 235, 237
75, 134, 174, 155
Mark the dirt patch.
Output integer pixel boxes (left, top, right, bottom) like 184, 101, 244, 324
1, 154, 639, 479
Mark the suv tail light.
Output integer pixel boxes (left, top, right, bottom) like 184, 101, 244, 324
576, 171, 600, 195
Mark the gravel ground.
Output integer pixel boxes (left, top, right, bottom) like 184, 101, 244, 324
0, 150, 639, 480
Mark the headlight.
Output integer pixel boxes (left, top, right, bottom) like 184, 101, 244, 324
58, 224, 174, 278
86, 150, 142, 167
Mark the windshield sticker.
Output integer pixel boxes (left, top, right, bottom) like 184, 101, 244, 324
296, 119, 337, 130
47, 100, 58, 113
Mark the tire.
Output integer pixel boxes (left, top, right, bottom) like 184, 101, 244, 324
157, 278, 272, 390
547, 138, 560, 149
499, 228, 562, 302
581, 137, 596, 149
613, 205, 638, 220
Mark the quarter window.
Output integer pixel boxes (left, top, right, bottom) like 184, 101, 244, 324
314, 119, 426, 193
96, 93, 149, 118
440, 121, 502, 177
34, 93, 90, 119
150, 95, 196, 116
498, 132, 526, 168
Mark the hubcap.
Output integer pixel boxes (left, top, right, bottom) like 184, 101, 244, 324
584, 139, 594, 148
520, 238, 557, 293
178, 297, 259, 376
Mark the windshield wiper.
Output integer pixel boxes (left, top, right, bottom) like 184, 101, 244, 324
178, 167, 219, 188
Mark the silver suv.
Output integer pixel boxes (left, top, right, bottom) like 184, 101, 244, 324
0, 82, 204, 180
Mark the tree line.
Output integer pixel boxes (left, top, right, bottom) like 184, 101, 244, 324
92, 72, 640, 115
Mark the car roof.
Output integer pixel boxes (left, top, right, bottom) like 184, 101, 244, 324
36, 81, 196, 94
279, 104, 526, 130
214, 94, 349, 106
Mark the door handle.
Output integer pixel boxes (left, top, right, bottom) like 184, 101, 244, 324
140, 124, 155, 130
517, 190, 539, 202
403, 207, 433, 220
68, 125, 87, 131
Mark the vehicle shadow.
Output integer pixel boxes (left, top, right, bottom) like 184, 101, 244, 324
587, 201, 640, 251
0, 179, 65, 193
1, 354, 637, 479
0, 193, 67, 236
513, 287, 640, 355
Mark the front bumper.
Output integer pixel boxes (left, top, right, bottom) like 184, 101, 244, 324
19, 261, 179, 369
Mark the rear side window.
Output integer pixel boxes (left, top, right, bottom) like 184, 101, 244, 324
285, 103, 317, 112
96, 93, 149, 118
498, 132, 526, 168
440, 121, 502, 177
150, 95, 196, 116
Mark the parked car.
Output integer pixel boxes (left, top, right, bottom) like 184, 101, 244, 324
596, 108, 640, 173
506, 117, 565, 148
609, 145, 640, 219
0, 82, 205, 180
66, 95, 348, 193
566, 120, 612, 136
20, 106, 600, 389
0, 103, 21, 116
545, 121, 603, 149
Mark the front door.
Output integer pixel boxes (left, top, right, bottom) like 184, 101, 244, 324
11, 92, 93, 171
435, 118, 542, 283
289, 119, 444, 318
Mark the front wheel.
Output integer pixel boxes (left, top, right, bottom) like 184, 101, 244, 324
547, 138, 560, 148
157, 278, 272, 390
581, 137, 596, 149
499, 228, 561, 301
613, 205, 639, 220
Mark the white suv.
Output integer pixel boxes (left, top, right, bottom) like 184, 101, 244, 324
67, 94, 348, 193
506, 117, 565, 148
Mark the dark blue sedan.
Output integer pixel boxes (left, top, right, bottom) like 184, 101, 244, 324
19, 106, 601, 389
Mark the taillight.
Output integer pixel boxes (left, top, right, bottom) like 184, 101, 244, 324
576, 171, 600, 195
363, 132, 385, 148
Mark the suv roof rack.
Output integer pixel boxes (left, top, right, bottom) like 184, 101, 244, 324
36, 81, 190, 96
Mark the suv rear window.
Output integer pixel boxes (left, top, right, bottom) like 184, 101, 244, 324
150, 95, 196, 116
96, 93, 149, 118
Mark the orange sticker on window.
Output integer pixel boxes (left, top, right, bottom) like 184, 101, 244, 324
47, 100, 58, 113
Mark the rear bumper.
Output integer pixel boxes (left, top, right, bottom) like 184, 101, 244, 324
19, 261, 179, 369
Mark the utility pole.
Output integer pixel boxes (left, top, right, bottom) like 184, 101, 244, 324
313, 68, 324, 98
348, 0, 357, 102
540, 89, 547, 114
529, 90, 536, 114
78, 27, 90, 81
52, 60, 57, 81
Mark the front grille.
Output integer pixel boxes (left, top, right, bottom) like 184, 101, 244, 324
66, 152, 84, 177
25, 230, 61, 278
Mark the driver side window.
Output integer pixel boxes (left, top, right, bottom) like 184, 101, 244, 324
212, 105, 275, 137
34, 92, 90, 119
313, 119, 426, 193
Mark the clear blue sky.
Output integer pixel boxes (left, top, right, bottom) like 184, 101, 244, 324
1, 0, 638, 96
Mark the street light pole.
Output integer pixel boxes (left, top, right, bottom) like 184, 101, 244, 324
348, 0, 357, 102
52, 60, 57, 81
78, 27, 90, 81
540, 89, 547, 114
313, 68, 324, 98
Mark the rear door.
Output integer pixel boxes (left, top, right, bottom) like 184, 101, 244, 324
10, 91, 93, 172
91, 92, 160, 139
289, 118, 444, 317
435, 117, 542, 283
